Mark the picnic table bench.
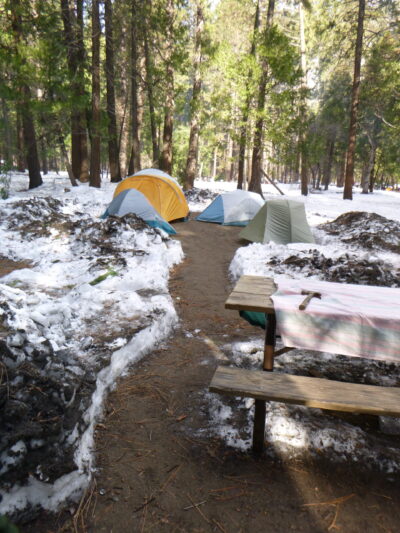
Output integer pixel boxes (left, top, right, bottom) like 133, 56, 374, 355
209, 275, 400, 454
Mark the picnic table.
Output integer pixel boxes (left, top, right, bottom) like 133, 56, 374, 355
210, 275, 400, 453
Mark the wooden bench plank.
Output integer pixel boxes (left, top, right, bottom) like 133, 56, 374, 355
210, 366, 400, 417
225, 275, 277, 313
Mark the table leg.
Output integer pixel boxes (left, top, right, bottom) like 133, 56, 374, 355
263, 313, 276, 371
253, 314, 276, 454
253, 400, 266, 453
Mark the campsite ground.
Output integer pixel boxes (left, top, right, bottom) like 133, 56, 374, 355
20, 215, 400, 533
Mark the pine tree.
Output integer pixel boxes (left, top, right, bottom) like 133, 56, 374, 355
184, 1, 205, 190
90, 0, 101, 188
343, 0, 366, 200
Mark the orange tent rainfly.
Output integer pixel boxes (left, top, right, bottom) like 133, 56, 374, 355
113, 168, 189, 222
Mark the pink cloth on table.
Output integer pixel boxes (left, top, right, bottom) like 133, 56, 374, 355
271, 278, 400, 362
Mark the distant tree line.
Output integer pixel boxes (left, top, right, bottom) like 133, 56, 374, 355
0, 0, 399, 198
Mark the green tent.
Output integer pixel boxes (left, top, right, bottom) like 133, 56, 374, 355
239, 198, 314, 244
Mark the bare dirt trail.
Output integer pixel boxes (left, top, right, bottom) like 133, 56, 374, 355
18, 219, 400, 532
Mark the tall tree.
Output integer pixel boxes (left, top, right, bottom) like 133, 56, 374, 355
299, 0, 308, 196
90, 0, 101, 188
343, 0, 366, 200
10, 0, 43, 189
144, 29, 159, 166
60, 0, 89, 182
237, 0, 260, 190
159, 0, 175, 174
105, 0, 121, 182
16, 111, 25, 172
184, 1, 205, 190
248, 0, 275, 195
128, 0, 142, 175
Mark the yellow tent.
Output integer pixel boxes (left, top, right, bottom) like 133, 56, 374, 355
113, 169, 189, 222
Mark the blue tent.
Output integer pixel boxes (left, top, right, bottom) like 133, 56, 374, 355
101, 188, 176, 235
196, 189, 264, 226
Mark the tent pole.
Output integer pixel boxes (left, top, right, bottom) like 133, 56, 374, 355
261, 169, 285, 196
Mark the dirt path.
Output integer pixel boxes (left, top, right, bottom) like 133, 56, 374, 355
20, 220, 400, 532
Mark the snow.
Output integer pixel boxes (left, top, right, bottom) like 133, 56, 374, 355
0, 172, 183, 515
1, 172, 400, 517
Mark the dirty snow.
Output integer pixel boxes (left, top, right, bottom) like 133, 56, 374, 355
0, 172, 183, 517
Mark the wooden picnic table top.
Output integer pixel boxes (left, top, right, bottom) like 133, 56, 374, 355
225, 275, 277, 314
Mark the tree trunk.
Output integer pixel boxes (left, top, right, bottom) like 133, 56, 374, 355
337, 152, 346, 187
20, 86, 43, 189
16, 111, 25, 171
60, 0, 89, 182
369, 152, 380, 193
57, 128, 78, 187
159, 0, 175, 175
211, 146, 218, 180
361, 138, 376, 194
128, 0, 141, 175
10, 1, 42, 188
315, 163, 321, 189
40, 135, 48, 175
76, 0, 90, 182
248, 0, 275, 195
343, 0, 365, 200
144, 32, 159, 166
230, 141, 238, 182
184, 1, 204, 190
237, 0, 260, 190
224, 135, 233, 181
105, 0, 121, 182
117, 92, 130, 178
322, 136, 335, 190
1, 97, 12, 167
89, 0, 101, 188
299, 0, 308, 196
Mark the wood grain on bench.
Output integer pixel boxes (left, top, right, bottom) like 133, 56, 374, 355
210, 366, 400, 418
225, 275, 276, 313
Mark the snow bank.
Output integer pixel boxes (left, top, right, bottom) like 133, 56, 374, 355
0, 173, 183, 516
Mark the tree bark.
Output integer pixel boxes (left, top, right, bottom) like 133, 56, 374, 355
76, 0, 90, 181
184, 1, 204, 190
144, 32, 159, 166
40, 135, 48, 175
1, 97, 12, 167
322, 135, 335, 190
57, 128, 78, 187
10, 0, 42, 188
159, 0, 175, 175
89, 0, 101, 188
248, 0, 275, 195
230, 141, 238, 182
16, 110, 25, 171
369, 152, 380, 192
237, 0, 260, 190
20, 86, 43, 189
105, 0, 121, 182
128, 0, 141, 175
299, 0, 308, 196
117, 92, 130, 178
343, 0, 365, 200
361, 136, 376, 194
60, 0, 89, 182
211, 146, 218, 179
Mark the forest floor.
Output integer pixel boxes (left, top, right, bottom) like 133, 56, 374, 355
13, 216, 400, 532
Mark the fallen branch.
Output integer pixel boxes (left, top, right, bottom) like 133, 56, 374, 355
184, 500, 207, 510
133, 496, 156, 513
302, 493, 355, 507
186, 493, 210, 524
